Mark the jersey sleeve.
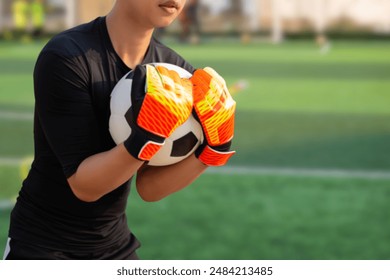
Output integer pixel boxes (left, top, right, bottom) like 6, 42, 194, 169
34, 50, 100, 178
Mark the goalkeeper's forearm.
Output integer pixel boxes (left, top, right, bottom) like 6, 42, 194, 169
135, 154, 207, 202
67, 144, 207, 203
67, 143, 143, 202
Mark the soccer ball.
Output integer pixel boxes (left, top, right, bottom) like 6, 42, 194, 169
109, 63, 204, 166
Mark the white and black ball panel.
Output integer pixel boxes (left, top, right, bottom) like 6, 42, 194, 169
110, 72, 133, 115
148, 114, 203, 166
109, 72, 134, 145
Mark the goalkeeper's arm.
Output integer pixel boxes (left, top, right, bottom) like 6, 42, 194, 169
68, 64, 197, 202
69, 144, 208, 203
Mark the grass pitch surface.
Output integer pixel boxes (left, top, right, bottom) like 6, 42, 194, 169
0, 38, 389, 259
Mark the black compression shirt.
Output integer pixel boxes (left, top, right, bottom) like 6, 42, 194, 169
9, 17, 195, 255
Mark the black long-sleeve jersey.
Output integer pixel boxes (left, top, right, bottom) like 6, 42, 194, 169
8, 17, 195, 258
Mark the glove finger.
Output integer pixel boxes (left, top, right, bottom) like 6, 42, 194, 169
191, 69, 212, 103
154, 65, 193, 113
203, 67, 233, 102
146, 64, 164, 91
156, 65, 184, 92
176, 78, 193, 102
203, 67, 226, 87
193, 68, 229, 104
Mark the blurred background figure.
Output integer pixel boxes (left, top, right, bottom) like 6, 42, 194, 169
30, 0, 45, 39
178, 0, 201, 44
11, 0, 29, 41
315, 33, 331, 54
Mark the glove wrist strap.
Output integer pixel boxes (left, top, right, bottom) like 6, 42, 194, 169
124, 129, 165, 161
195, 144, 235, 166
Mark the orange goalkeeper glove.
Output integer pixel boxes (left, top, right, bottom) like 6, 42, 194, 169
191, 67, 236, 166
124, 64, 193, 161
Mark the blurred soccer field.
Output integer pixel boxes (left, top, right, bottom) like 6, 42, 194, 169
0, 39, 389, 259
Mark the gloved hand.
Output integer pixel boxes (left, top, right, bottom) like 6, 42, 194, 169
124, 64, 193, 161
190, 67, 236, 166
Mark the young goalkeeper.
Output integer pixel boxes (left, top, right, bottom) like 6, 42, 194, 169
3, 0, 236, 260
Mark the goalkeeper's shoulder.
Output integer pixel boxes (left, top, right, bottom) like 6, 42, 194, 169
151, 36, 196, 74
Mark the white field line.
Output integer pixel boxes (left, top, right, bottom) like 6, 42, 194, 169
1, 110, 389, 179
0, 156, 22, 210
0, 157, 25, 166
1, 156, 389, 180
207, 166, 390, 180
0, 107, 31, 210
0, 199, 15, 210
2, 109, 389, 210
0, 111, 33, 121
1, 162, 389, 210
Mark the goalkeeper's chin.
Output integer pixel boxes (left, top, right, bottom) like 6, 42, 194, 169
154, 17, 177, 28
153, 9, 182, 28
